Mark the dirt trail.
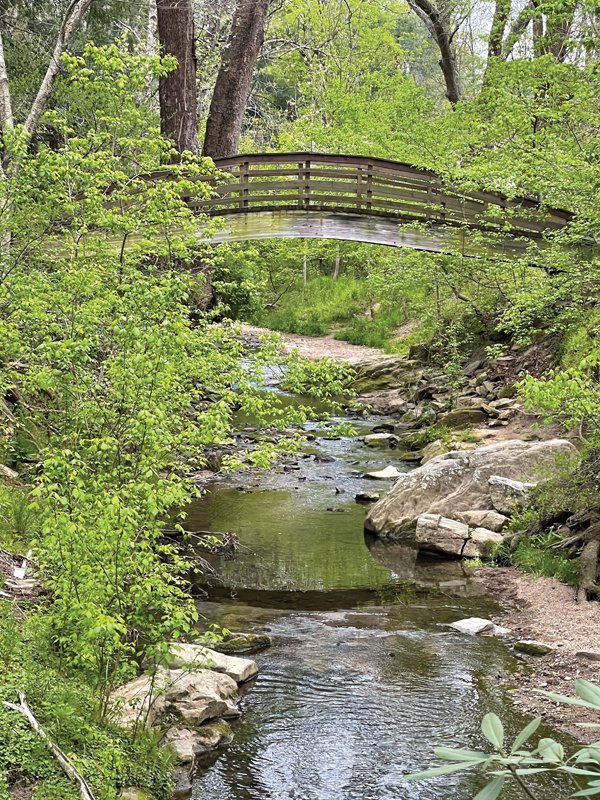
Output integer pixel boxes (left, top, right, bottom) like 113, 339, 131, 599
241, 324, 385, 361
480, 567, 600, 742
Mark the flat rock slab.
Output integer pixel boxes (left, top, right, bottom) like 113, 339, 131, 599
449, 617, 510, 636
363, 466, 403, 480
165, 643, 258, 683
514, 640, 555, 656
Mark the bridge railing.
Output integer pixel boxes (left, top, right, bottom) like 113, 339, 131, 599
186, 153, 571, 240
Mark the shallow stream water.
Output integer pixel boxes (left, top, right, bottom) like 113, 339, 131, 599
188, 400, 569, 800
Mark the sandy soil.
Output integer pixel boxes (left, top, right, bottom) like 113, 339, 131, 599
241, 323, 385, 361
479, 567, 600, 742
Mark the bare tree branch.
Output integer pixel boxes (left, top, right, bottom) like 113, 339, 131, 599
24, 0, 92, 139
3, 693, 96, 800
407, 0, 461, 105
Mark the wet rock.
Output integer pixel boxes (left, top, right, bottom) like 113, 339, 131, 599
514, 640, 555, 656
363, 433, 399, 447
450, 618, 509, 636
458, 509, 509, 532
111, 668, 240, 729
363, 466, 403, 480
165, 644, 258, 683
171, 766, 193, 800
210, 632, 272, 655
489, 475, 537, 515
314, 453, 336, 463
163, 726, 197, 764
355, 491, 380, 504
440, 407, 487, 428
365, 439, 576, 539
372, 423, 395, 433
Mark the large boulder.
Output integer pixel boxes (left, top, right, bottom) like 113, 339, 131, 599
345, 355, 421, 392
365, 439, 577, 539
110, 667, 240, 729
415, 514, 503, 558
489, 476, 537, 515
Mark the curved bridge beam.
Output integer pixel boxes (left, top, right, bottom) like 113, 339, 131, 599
186, 152, 572, 255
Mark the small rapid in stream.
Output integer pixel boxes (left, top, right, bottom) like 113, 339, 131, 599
188, 393, 569, 800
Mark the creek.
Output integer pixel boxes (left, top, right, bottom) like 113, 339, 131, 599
187, 393, 569, 800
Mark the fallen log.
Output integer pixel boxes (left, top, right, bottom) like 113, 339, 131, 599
2, 693, 96, 800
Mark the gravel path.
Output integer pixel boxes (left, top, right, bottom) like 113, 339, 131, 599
480, 567, 600, 742
241, 324, 385, 361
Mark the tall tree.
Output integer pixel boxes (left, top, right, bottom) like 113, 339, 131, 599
202, 0, 271, 159
156, 0, 199, 154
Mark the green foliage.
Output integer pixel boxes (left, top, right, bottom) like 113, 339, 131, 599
511, 532, 580, 586
0, 606, 173, 800
407, 679, 600, 798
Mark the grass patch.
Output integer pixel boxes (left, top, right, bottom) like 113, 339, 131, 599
511, 532, 580, 586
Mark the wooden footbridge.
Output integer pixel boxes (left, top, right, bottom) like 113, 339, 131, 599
183, 152, 572, 257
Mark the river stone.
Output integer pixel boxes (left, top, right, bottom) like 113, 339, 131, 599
119, 791, 153, 800
163, 726, 198, 764
363, 433, 399, 447
165, 643, 258, 683
171, 767, 193, 800
415, 514, 469, 557
355, 491, 380, 504
458, 509, 509, 532
450, 618, 508, 636
210, 632, 271, 655
365, 439, 576, 539
420, 439, 448, 463
489, 476, 537, 515
111, 667, 239, 729
363, 465, 403, 480
575, 651, 600, 662
440, 407, 487, 428
462, 528, 504, 559
514, 640, 555, 656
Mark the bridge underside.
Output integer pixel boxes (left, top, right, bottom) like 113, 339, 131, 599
203, 210, 537, 257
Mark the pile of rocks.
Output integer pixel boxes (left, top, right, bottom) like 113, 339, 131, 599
111, 643, 259, 799
364, 439, 577, 559
348, 353, 520, 428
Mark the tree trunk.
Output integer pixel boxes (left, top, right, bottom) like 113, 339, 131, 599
407, 0, 460, 105
545, 1, 577, 62
202, 0, 271, 158
156, 0, 199, 155
487, 0, 511, 62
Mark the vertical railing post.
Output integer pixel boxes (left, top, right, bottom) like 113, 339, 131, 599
303, 159, 311, 209
357, 166, 363, 211
239, 159, 250, 210
366, 163, 373, 211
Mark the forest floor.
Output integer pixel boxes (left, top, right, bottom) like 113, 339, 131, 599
479, 567, 600, 742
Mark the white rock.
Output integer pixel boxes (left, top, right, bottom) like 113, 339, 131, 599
489, 475, 537, 515
415, 514, 469, 557
363, 465, 403, 480
165, 643, 258, 683
110, 667, 239, 729
449, 618, 508, 636
458, 509, 509, 532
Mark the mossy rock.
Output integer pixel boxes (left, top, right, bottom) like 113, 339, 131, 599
210, 632, 272, 655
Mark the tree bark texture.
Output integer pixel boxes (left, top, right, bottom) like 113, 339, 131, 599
407, 0, 460, 105
202, 0, 270, 158
157, 0, 199, 155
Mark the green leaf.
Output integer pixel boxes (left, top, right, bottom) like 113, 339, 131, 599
536, 738, 564, 763
433, 747, 489, 763
405, 761, 483, 781
576, 679, 600, 708
481, 713, 504, 750
473, 776, 506, 800
511, 717, 542, 753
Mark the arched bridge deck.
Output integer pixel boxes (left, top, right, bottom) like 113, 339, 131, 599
187, 153, 572, 256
